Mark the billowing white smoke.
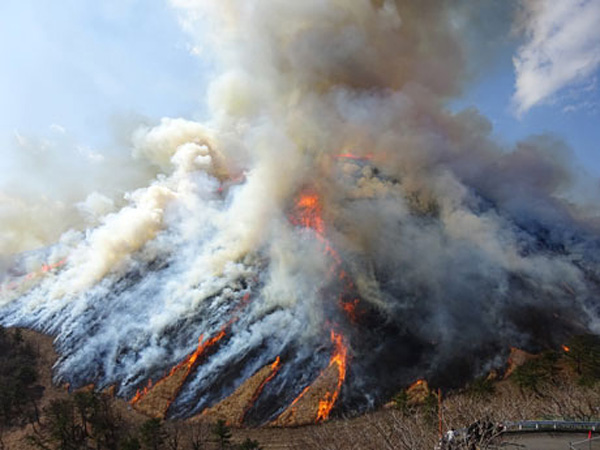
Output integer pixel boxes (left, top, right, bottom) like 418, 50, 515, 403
1, 0, 600, 420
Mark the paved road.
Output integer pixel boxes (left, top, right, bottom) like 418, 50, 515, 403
500, 432, 600, 449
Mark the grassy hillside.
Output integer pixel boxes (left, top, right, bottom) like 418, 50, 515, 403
3, 327, 600, 450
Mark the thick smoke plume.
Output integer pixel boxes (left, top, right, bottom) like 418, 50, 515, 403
2, 0, 600, 423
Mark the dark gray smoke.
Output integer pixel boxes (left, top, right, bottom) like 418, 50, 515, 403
1, 0, 600, 423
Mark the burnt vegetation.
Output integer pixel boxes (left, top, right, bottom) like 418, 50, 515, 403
0, 329, 264, 450
6, 329, 600, 449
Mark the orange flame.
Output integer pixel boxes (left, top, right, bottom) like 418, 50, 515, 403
289, 385, 311, 409
285, 191, 355, 422
275, 332, 348, 425
292, 192, 325, 235
340, 299, 360, 323
3, 258, 67, 292
335, 152, 373, 161
409, 379, 425, 389
130, 378, 153, 404
241, 356, 282, 423
130, 330, 227, 406
290, 190, 343, 271
183, 330, 227, 371
562, 345, 571, 353
129, 289, 253, 415
315, 330, 348, 422
41, 259, 67, 273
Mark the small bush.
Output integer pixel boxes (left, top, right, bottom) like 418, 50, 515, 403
0, 326, 42, 427
392, 391, 411, 413
512, 351, 558, 392
212, 419, 232, 449
238, 437, 263, 450
140, 418, 165, 450
466, 376, 495, 399
565, 334, 600, 385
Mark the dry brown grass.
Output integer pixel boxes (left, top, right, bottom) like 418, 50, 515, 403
4, 329, 600, 450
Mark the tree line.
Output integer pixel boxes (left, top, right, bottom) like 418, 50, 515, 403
0, 326, 262, 450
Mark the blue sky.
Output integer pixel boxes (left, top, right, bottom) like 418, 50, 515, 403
0, 0, 599, 178
454, 48, 600, 176
0, 0, 210, 169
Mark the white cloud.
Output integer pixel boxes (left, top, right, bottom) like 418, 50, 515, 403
50, 124, 66, 134
513, 0, 600, 115
76, 145, 105, 163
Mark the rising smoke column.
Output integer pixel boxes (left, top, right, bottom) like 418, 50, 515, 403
1, 0, 600, 423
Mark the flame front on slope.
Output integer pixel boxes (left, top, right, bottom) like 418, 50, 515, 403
130, 330, 226, 418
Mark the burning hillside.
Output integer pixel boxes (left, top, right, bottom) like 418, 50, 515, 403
2, 0, 600, 427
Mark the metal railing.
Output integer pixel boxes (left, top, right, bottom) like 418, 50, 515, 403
437, 421, 600, 450
504, 420, 600, 433
570, 435, 600, 449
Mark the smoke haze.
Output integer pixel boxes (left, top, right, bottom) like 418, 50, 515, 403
1, 0, 600, 421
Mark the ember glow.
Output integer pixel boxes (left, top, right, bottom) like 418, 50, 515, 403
2, 0, 600, 426
290, 191, 326, 236
335, 153, 373, 161
410, 379, 426, 390
340, 298, 360, 324
41, 259, 67, 273
2, 258, 67, 292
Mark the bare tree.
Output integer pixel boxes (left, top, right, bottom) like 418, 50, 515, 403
165, 421, 182, 450
189, 421, 210, 450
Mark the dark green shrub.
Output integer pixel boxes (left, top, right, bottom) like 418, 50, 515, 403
212, 420, 232, 450
564, 334, 600, 385
391, 391, 410, 413
0, 326, 42, 427
140, 418, 164, 450
512, 351, 558, 393
121, 436, 142, 450
466, 376, 495, 399
237, 437, 262, 450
